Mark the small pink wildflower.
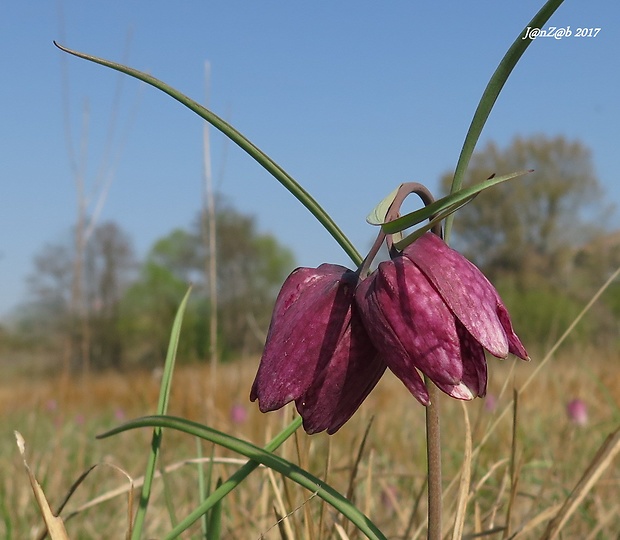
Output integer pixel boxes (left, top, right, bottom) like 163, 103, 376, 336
566, 398, 588, 426
484, 394, 498, 412
230, 403, 248, 424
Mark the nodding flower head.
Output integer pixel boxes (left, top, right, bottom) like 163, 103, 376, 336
250, 264, 385, 434
355, 232, 528, 404
251, 182, 529, 433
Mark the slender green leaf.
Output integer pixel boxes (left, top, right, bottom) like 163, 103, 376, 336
195, 440, 213, 539
445, 0, 565, 241
99, 415, 387, 540
392, 195, 478, 251
381, 170, 530, 234
53, 42, 362, 266
161, 416, 303, 540
131, 287, 192, 540
207, 478, 223, 540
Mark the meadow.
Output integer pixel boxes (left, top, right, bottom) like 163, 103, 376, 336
2, 343, 618, 539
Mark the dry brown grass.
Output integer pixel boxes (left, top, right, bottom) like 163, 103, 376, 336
2, 347, 619, 539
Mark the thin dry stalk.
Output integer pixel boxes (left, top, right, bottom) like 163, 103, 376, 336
202, 61, 219, 416
343, 417, 374, 539
265, 467, 295, 540
502, 389, 520, 538
541, 426, 620, 539
317, 438, 332, 540
334, 522, 351, 540
451, 402, 473, 540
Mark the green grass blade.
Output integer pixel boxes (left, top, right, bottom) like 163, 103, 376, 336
53, 42, 362, 267
381, 170, 530, 234
444, 0, 565, 241
99, 415, 387, 540
162, 417, 302, 539
194, 439, 212, 539
131, 287, 192, 540
207, 478, 223, 540
392, 195, 478, 250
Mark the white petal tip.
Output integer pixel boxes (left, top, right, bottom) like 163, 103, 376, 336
450, 382, 475, 401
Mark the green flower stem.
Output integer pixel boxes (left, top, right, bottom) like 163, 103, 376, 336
54, 42, 363, 267
98, 415, 387, 540
425, 378, 442, 540
444, 0, 565, 242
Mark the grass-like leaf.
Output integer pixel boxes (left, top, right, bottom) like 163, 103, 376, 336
131, 287, 192, 540
381, 170, 531, 235
53, 41, 362, 267
207, 478, 223, 540
445, 0, 565, 241
99, 415, 387, 540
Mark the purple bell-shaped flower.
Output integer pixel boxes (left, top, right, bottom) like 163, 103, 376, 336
250, 263, 385, 434
355, 232, 528, 404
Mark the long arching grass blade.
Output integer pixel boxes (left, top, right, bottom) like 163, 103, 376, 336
163, 416, 303, 539
444, 0, 565, 241
53, 42, 362, 266
99, 415, 387, 540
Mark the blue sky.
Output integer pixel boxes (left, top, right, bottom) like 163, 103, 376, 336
1, 1, 619, 318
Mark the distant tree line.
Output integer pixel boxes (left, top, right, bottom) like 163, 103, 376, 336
11, 199, 295, 373
5, 135, 620, 372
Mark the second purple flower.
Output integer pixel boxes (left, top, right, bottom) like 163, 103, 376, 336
355, 232, 528, 404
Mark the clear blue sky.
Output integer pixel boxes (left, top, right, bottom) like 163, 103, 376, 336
1, 1, 619, 318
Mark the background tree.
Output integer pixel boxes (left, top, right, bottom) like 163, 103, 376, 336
84, 222, 135, 370
121, 200, 296, 367
25, 243, 74, 346
440, 134, 618, 347
24, 221, 135, 371
441, 135, 608, 283
120, 229, 198, 366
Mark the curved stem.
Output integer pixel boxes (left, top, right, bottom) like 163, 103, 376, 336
358, 182, 436, 276
382, 182, 441, 258
357, 229, 386, 278
377, 183, 443, 539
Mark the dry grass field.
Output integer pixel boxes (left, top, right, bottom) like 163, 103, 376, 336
1, 345, 619, 539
